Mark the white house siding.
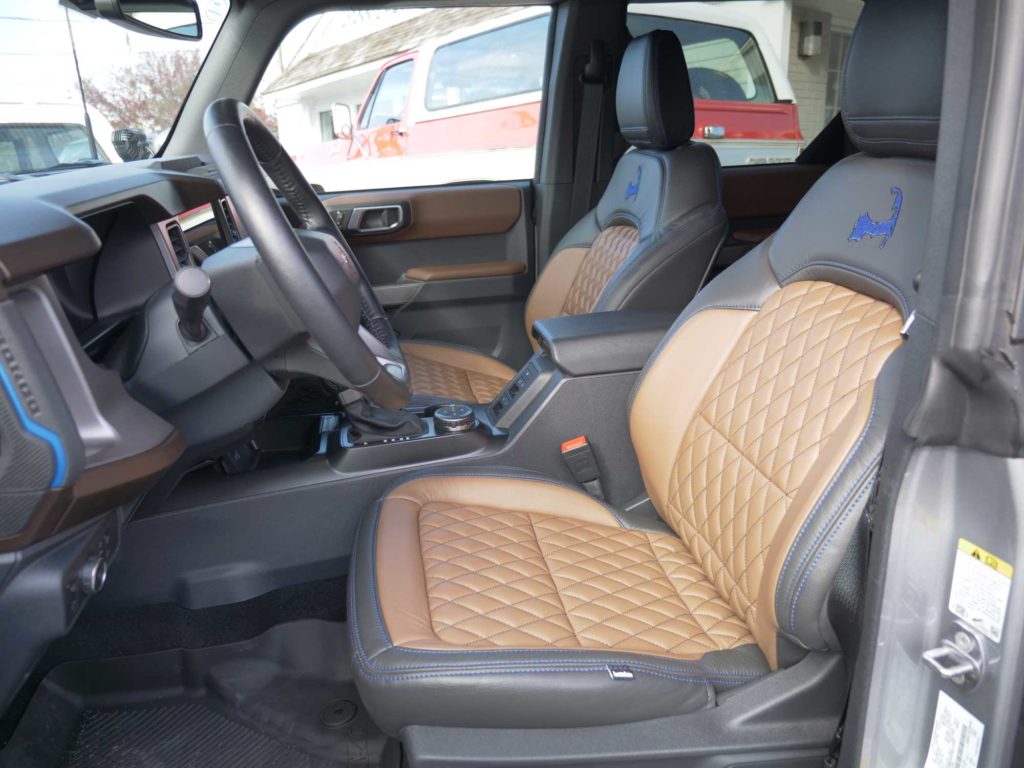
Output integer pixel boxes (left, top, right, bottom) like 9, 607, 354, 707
787, 0, 862, 143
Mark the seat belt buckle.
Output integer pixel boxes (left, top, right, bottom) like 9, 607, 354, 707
561, 436, 605, 500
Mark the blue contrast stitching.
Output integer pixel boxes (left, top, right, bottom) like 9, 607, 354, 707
366, 501, 392, 647
352, 565, 740, 686
356, 665, 717, 685
775, 397, 878, 620
778, 260, 911, 317
788, 460, 880, 630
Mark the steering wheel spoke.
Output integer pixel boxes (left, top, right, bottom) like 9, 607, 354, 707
203, 98, 410, 409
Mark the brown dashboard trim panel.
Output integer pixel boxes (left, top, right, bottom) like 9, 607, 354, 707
0, 431, 185, 554
328, 184, 522, 243
404, 260, 527, 282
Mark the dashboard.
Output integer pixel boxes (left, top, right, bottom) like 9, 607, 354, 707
0, 156, 269, 712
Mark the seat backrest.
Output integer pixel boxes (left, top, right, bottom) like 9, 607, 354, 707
524, 30, 726, 349
629, 0, 945, 669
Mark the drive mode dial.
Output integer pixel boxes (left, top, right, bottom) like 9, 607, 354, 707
433, 403, 476, 434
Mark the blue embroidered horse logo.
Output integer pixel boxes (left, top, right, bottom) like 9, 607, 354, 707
848, 186, 903, 249
625, 166, 642, 201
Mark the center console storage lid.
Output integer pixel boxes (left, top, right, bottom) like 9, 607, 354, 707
531, 310, 676, 377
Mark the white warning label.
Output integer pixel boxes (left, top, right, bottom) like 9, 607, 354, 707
924, 691, 984, 768
948, 538, 1013, 643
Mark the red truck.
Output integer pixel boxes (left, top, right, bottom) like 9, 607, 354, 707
290, 4, 802, 191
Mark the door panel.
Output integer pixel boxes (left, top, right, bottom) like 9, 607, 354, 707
324, 182, 535, 368
717, 163, 826, 272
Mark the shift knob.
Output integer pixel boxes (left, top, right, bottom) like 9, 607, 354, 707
173, 266, 211, 342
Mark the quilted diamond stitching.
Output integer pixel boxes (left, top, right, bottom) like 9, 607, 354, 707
666, 281, 902, 630
417, 501, 753, 657
561, 225, 640, 316
405, 350, 510, 403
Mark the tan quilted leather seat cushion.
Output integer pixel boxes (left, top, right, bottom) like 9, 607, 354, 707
561, 225, 640, 316
632, 280, 902, 663
402, 341, 516, 403
375, 476, 754, 659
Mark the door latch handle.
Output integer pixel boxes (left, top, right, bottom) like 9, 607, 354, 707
349, 205, 405, 235
922, 621, 987, 689
703, 125, 726, 140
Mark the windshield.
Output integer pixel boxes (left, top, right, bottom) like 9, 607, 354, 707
0, 0, 227, 175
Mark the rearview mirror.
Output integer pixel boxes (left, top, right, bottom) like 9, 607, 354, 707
94, 0, 202, 40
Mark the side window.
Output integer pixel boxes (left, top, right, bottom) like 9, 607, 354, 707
253, 7, 551, 193
626, 2, 862, 167
360, 60, 414, 129
425, 15, 548, 111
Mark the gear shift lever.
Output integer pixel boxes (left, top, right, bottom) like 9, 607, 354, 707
173, 266, 211, 342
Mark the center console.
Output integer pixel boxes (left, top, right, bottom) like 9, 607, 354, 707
323, 309, 677, 475
103, 308, 679, 613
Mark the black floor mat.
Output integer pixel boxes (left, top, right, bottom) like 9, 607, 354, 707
66, 700, 339, 768
0, 620, 396, 768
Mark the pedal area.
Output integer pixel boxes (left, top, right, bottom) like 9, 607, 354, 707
0, 620, 396, 768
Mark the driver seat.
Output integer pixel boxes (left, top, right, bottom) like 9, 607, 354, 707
349, 0, 944, 735
402, 30, 726, 403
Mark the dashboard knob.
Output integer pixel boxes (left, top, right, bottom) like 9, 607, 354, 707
79, 555, 108, 595
173, 266, 212, 342
433, 403, 476, 434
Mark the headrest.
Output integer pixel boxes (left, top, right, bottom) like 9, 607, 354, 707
616, 30, 695, 151
842, 0, 947, 159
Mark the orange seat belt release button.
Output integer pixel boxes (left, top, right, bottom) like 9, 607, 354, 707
560, 436, 605, 500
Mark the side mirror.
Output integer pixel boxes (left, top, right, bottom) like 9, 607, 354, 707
111, 128, 154, 161
94, 0, 202, 40
331, 103, 353, 140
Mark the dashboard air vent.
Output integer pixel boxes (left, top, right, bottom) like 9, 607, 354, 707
219, 198, 240, 241
165, 221, 189, 268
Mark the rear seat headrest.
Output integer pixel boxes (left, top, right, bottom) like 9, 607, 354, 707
842, 0, 947, 160
616, 30, 695, 151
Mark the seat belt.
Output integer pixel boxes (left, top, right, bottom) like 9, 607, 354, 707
569, 40, 607, 223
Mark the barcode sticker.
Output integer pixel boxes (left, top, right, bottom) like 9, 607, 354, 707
924, 691, 984, 768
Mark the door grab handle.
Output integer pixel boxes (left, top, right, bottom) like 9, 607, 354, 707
349, 205, 405, 234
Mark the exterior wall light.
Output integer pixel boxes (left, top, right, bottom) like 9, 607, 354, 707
799, 20, 823, 57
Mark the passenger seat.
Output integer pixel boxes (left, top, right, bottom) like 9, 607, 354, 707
402, 30, 727, 403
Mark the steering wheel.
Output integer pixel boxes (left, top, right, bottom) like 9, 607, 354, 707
203, 98, 410, 409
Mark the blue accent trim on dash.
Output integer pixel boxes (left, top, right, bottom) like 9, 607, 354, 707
0, 363, 67, 488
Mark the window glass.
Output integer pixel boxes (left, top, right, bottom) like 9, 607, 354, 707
254, 7, 551, 193
361, 60, 414, 128
425, 15, 548, 111
0, 0, 228, 173
627, 1, 862, 167
629, 14, 775, 103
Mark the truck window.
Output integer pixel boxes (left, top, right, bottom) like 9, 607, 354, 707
254, 7, 552, 192
360, 60, 414, 129
424, 15, 548, 111
627, 13, 776, 103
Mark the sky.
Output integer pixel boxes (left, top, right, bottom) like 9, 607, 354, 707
0, 0, 227, 109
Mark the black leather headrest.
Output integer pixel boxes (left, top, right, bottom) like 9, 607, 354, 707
842, 0, 947, 159
616, 30, 695, 151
